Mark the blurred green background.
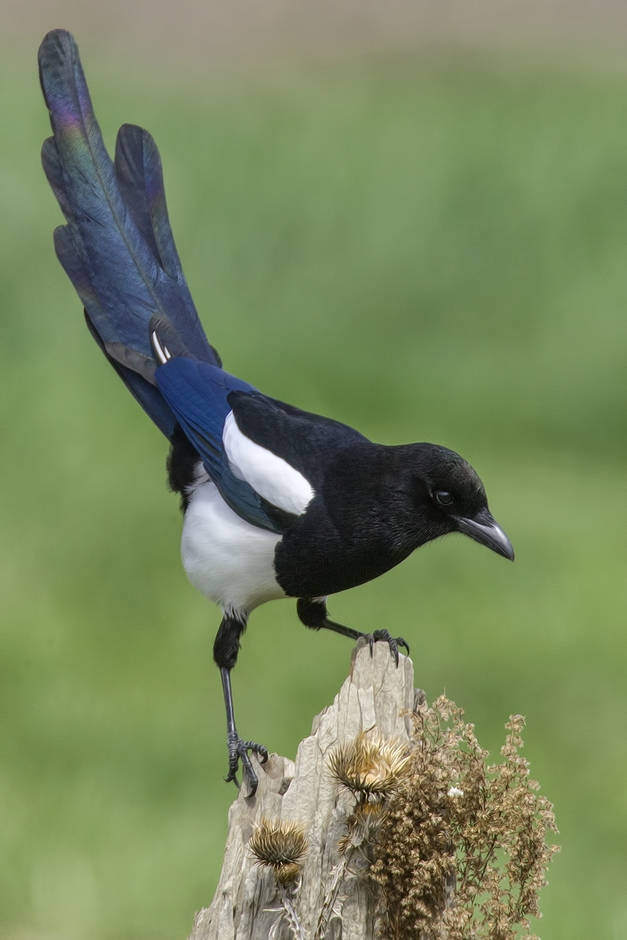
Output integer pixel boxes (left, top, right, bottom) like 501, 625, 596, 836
2, 33, 627, 940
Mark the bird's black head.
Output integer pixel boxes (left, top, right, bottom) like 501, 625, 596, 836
396, 443, 514, 561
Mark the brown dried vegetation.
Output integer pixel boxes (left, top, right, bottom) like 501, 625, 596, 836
369, 697, 559, 940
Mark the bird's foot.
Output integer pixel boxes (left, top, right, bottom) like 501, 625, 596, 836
366, 629, 410, 666
225, 732, 269, 797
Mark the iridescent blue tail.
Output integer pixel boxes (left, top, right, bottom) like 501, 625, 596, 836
39, 29, 220, 438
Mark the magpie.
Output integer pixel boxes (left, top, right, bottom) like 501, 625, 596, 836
39, 29, 514, 796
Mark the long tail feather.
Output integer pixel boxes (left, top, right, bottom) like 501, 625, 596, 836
114, 124, 182, 280
39, 29, 219, 438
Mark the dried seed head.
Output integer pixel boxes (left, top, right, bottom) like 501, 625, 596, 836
274, 861, 302, 887
370, 698, 559, 940
327, 732, 412, 797
249, 819, 308, 885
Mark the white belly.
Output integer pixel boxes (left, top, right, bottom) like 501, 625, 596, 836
181, 479, 287, 615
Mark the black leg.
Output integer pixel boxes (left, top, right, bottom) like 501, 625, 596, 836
214, 615, 268, 797
296, 598, 410, 666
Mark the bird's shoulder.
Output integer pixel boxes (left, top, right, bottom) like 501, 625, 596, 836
228, 391, 369, 491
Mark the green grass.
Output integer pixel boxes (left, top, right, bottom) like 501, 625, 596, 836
2, 45, 627, 938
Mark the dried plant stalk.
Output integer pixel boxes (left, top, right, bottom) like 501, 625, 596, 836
370, 697, 560, 940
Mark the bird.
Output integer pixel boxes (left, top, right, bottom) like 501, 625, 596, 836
38, 29, 514, 796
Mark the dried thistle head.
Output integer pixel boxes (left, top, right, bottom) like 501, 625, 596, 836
249, 818, 308, 886
327, 732, 412, 797
337, 800, 388, 855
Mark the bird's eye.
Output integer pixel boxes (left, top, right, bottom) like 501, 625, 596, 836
435, 491, 453, 506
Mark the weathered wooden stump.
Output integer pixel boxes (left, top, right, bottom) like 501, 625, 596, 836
189, 639, 419, 940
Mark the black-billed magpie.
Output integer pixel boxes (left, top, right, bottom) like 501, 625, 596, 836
39, 30, 514, 795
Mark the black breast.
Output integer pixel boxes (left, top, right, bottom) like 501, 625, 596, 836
273, 443, 420, 597
274, 494, 414, 596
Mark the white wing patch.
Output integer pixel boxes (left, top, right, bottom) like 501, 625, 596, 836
223, 411, 314, 516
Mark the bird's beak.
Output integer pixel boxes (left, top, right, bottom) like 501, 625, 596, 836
455, 508, 515, 561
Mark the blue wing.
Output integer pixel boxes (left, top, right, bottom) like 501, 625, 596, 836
155, 358, 298, 533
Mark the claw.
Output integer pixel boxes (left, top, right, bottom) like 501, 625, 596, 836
225, 733, 268, 797
366, 629, 409, 667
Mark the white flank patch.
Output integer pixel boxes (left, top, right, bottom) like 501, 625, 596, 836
181, 478, 287, 614
223, 410, 314, 516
